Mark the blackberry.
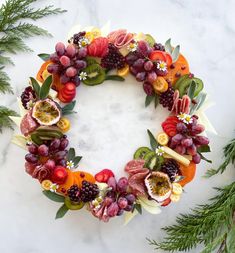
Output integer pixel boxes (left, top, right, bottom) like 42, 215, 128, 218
101, 43, 125, 70
161, 159, 179, 182
71, 31, 86, 45
67, 184, 81, 202
80, 180, 99, 202
153, 43, 165, 51
21, 86, 36, 109
159, 86, 175, 111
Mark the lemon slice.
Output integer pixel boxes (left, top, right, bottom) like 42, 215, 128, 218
157, 132, 169, 145
41, 179, 53, 190
172, 183, 183, 195
170, 194, 181, 202
153, 77, 168, 93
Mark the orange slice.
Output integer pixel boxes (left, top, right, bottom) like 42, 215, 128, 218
73, 171, 96, 187
178, 162, 196, 187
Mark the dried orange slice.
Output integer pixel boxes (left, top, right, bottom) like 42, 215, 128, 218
117, 64, 129, 77
153, 77, 168, 93
41, 180, 53, 190
57, 117, 71, 133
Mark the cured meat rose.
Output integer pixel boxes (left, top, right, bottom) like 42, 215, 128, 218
125, 160, 149, 196
20, 110, 38, 136
171, 90, 191, 115
107, 29, 134, 49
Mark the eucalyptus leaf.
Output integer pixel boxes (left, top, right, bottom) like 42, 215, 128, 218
145, 95, 154, 107
38, 53, 50, 61
105, 75, 125, 81
199, 152, 212, 163
164, 38, 173, 54
134, 203, 142, 215
30, 77, 41, 97
171, 45, 180, 63
55, 204, 69, 219
67, 148, 75, 161
73, 156, 82, 167
154, 94, 159, 109
62, 101, 76, 115
197, 145, 211, 153
147, 129, 158, 151
39, 75, 52, 99
42, 190, 65, 202
196, 92, 207, 111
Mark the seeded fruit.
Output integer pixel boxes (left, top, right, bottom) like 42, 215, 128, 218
32, 99, 61, 126
57, 117, 71, 133
82, 63, 105, 85
133, 147, 152, 159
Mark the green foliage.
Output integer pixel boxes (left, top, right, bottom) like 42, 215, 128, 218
0, 0, 66, 94
205, 138, 235, 178
148, 182, 235, 252
0, 106, 18, 132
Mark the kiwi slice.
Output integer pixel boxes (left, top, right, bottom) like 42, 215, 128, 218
148, 156, 157, 170
134, 147, 152, 159
143, 151, 156, 168
145, 34, 156, 47
175, 75, 204, 98
86, 57, 99, 65
64, 197, 84, 210
83, 63, 105, 86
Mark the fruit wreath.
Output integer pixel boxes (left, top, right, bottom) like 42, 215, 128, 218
13, 27, 212, 222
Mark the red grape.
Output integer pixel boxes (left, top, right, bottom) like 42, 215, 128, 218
104, 196, 114, 206
132, 59, 145, 71
181, 138, 193, 147
143, 82, 154, 96
187, 144, 197, 156
45, 159, 56, 170
130, 66, 138, 75
28, 144, 38, 154
38, 144, 49, 156
66, 67, 77, 77
136, 72, 146, 82
50, 53, 60, 63
74, 60, 87, 69
191, 124, 205, 135
125, 194, 136, 204
194, 136, 209, 146
54, 150, 67, 161
171, 134, 184, 145
117, 177, 128, 193
65, 44, 76, 58
55, 42, 65, 56
47, 64, 60, 74
49, 139, 61, 151
124, 204, 133, 212
125, 53, 139, 65
77, 47, 87, 58
25, 153, 38, 163
176, 122, 188, 133
107, 177, 117, 191
71, 75, 81, 87
59, 138, 69, 150
137, 40, 151, 57
144, 60, 153, 71
118, 197, 128, 209
193, 153, 201, 164
60, 74, 70, 84
107, 202, 119, 217
175, 145, 186, 155
117, 209, 124, 216
60, 55, 70, 67
147, 71, 157, 83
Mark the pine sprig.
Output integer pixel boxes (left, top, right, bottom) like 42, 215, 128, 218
0, 106, 19, 132
205, 138, 235, 178
148, 182, 235, 252
0, 0, 66, 94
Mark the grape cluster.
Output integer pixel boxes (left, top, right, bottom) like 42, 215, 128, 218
169, 116, 209, 164
102, 177, 136, 218
101, 43, 125, 70
25, 136, 69, 169
70, 31, 86, 45
153, 43, 165, 51
48, 42, 88, 86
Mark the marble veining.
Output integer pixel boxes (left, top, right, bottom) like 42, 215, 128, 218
0, 0, 235, 253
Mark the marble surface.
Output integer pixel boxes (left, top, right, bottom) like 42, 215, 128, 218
0, 0, 235, 252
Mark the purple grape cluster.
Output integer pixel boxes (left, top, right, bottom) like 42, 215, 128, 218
48, 42, 88, 86
103, 177, 136, 218
169, 116, 209, 164
25, 136, 69, 168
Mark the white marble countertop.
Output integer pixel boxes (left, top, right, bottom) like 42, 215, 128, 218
0, 0, 235, 252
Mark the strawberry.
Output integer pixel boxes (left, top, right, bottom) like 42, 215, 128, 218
162, 116, 179, 137
87, 37, 109, 58
95, 169, 114, 183
149, 50, 167, 62
165, 53, 173, 66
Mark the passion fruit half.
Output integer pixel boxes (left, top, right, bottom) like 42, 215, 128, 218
32, 98, 61, 126
145, 171, 172, 202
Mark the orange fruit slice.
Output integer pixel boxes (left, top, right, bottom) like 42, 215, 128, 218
73, 171, 96, 187
57, 169, 74, 195
178, 162, 196, 187
164, 53, 190, 85
117, 64, 129, 77
153, 77, 168, 93
36, 60, 52, 82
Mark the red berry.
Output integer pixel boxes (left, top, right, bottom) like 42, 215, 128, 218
51, 166, 68, 184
